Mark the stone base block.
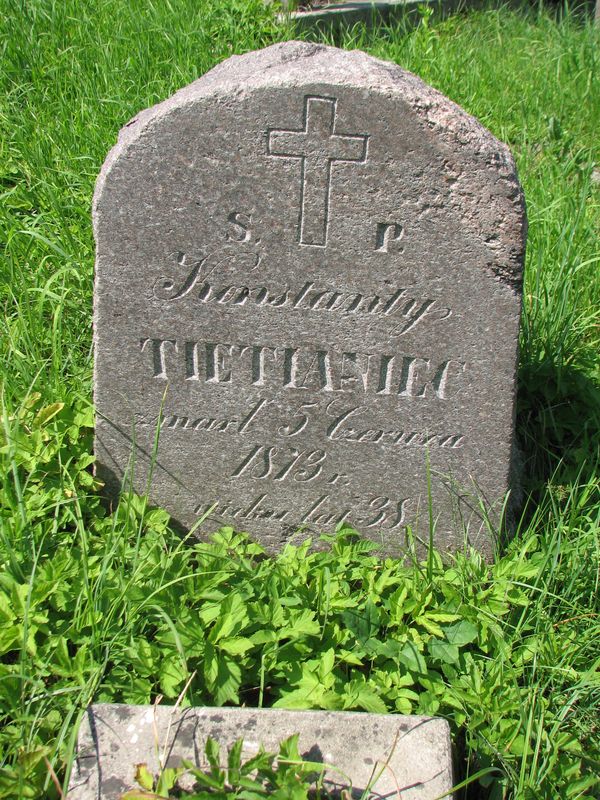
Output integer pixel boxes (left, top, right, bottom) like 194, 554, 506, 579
68, 704, 453, 799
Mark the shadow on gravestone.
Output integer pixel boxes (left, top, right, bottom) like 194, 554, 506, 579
93, 41, 526, 560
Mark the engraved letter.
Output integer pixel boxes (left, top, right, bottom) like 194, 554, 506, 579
185, 341, 200, 381
161, 414, 190, 430
397, 356, 429, 397
205, 343, 234, 383
438, 433, 465, 448
153, 252, 205, 301
227, 211, 252, 242
238, 344, 276, 386
326, 403, 364, 440
336, 351, 372, 392
140, 338, 178, 379
294, 449, 326, 482
238, 399, 269, 433
296, 350, 334, 391
391, 298, 451, 337
231, 445, 276, 479
415, 360, 465, 400
375, 222, 404, 253
283, 347, 299, 388
279, 402, 318, 437
376, 354, 395, 395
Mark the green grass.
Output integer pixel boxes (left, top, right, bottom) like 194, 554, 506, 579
0, 1, 599, 798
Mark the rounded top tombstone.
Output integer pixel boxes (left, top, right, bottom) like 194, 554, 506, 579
94, 41, 526, 558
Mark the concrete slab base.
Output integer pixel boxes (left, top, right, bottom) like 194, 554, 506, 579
67, 704, 453, 799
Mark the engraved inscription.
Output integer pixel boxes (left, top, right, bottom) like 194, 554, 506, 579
161, 399, 269, 434
140, 338, 466, 400
195, 494, 293, 523
325, 401, 465, 448
193, 493, 411, 531
267, 95, 369, 247
231, 444, 326, 483
153, 245, 261, 302
157, 400, 465, 451
156, 253, 452, 335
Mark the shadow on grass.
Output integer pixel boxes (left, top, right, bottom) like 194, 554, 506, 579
516, 358, 600, 498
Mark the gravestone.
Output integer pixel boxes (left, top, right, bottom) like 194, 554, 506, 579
94, 41, 526, 558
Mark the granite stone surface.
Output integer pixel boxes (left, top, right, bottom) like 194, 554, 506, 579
67, 704, 453, 799
94, 41, 526, 557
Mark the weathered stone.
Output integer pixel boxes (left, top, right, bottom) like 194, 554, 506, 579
94, 41, 526, 557
67, 704, 453, 799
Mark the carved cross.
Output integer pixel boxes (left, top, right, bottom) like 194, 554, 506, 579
268, 95, 369, 247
